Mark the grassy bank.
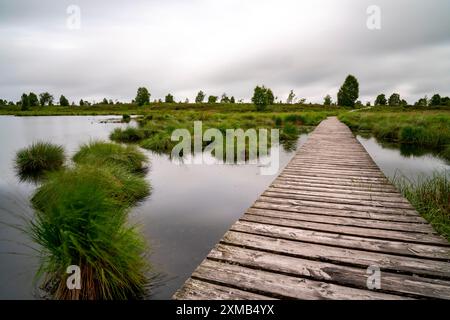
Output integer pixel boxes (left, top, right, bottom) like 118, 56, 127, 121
339, 111, 450, 161
0, 102, 344, 116
17, 142, 151, 299
393, 172, 450, 241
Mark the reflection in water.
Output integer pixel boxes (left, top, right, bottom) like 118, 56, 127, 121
0, 116, 449, 299
357, 136, 449, 181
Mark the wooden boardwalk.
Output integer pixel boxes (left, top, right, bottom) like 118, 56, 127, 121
174, 117, 450, 300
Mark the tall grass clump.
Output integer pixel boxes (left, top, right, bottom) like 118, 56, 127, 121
110, 127, 145, 143
393, 172, 450, 241
30, 164, 150, 299
73, 141, 148, 173
15, 142, 65, 181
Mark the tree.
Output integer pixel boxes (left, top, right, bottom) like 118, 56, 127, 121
135, 87, 150, 106
337, 75, 359, 107
208, 95, 218, 103
165, 93, 175, 103
286, 90, 296, 104
195, 90, 205, 103
400, 99, 408, 106
102, 98, 109, 104
323, 95, 332, 106
20, 93, 30, 110
441, 96, 450, 106
388, 93, 401, 106
375, 94, 387, 106
220, 93, 230, 103
39, 92, 54, 106
28, 92, 39, 107
252, 86, 269, 111
430, 94, 441, 106
267, 89, 275, 105
415, 96, 428, 107
79, 99, 85, 106
59, 95, 70, 106
230, 96, 235, 104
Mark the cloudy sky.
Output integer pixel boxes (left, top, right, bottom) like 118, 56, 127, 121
0, 0, 449, 104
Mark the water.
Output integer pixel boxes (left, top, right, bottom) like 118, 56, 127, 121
0, 116, 448, 299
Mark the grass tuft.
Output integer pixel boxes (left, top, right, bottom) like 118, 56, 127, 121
73, 141, 148, 173
393, 172, 450, 241
15, 142, 65, 182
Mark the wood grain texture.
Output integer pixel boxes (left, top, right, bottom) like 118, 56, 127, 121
174, 117, 450, 300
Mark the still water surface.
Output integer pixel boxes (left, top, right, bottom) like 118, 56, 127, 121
0, 116, 448, 299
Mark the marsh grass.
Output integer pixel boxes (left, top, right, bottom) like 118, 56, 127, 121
30, 164, 150, 299
18, 139, 152, 300
339, 112, 450, 161
110, 127, 145, 143
393, 172, 450, 241
112, 110, 332, 156
73, 141, 148, 173
15, 142, 65, 182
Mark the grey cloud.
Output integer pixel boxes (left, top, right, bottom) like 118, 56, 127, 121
0, 0, 449, 104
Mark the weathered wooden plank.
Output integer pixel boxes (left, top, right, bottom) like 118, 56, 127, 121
192, 259, 408, 300
285, 166, 386, 178
260, 195, 418, 216
173, 278, 276, 300
275, 177, 399, 193
265, 189, 413, 209
209, 244, 450, 299
267, 186, 411, 205
223, 231, 450, 278
278, 174, 397, 189
270, 182, 404, 198
253, 200, 428, 223
282, 170, 390, 182
231, 220, 450, 259
240, 214, 445, 246
246, 207, 436, 234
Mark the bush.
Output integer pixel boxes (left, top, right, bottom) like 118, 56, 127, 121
122, 114, 131, 122
15, 142, 65, 181
73, 141, 148, 173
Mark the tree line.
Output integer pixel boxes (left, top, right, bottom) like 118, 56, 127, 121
2, 76, 449, 111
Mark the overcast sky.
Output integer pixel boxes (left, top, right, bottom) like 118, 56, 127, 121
1, 0, 449, 104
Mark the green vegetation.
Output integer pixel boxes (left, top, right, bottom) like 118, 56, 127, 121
339, 111, 450, 161
252, 86, 273, 111
393, 172, 450, 241
19, 141, 151, 299
31, 164, 149, 299
59, 95, 70, 107
109, 110, 334, 156
337, 75, 359, 107
73, 141, 148, 173
135, 87, 150, 106
15, 142, 65, 182
110, 126, 145, 143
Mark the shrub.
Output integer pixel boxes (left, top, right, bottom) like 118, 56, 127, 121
15, 142, 65, 181
73, 141, 148, 173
